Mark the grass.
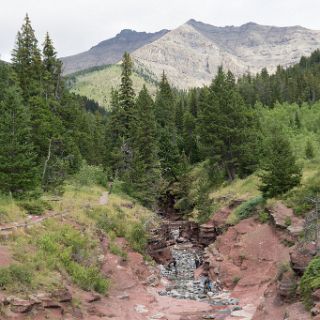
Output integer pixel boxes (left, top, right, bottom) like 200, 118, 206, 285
68, 64, 157, 109
301, 257, 320, 308
0, 165, 157, 296
0, 195, 26, 224
227, 196, 265, 225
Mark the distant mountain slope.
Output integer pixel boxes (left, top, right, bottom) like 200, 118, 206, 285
67, 64, 157, 108
132, 20, 320, 88
61, 29, 169, 75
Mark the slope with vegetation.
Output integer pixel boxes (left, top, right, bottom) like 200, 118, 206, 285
2, 13, 320, 319
66, 63, 158, 108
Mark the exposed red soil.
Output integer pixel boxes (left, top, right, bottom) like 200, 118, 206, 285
204, 214, 311, 320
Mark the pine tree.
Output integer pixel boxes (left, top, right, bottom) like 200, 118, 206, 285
129, 86, 161, 206
182, 111, 199, 164
305, 139, 315, 159
11, 14, 43, 101
259, 129, 302, 198
0, 86, 39, 196
155, 72, 181, 179
198, 68, 258, 180
42, 32, 63, 100
119, 52, 135, 134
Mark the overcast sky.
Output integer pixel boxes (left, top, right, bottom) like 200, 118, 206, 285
1, 0, 320, 61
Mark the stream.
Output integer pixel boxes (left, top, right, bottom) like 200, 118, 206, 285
155, 225, 240, 308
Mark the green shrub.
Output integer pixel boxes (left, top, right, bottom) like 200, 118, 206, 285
301, 257, 320, 308
258, 211, 270, 223
19, 199, 52, 215
35, 224, 108, 294
285, 217, 292, 227
305, 140, 315, 159
73, 164, 108, 187
96, 207, 126, 237
285, 173, 320, 215
127, 222, 147, 254
234, 196, 265, 221
65, 262, 109, 294
0, 264, 32, 289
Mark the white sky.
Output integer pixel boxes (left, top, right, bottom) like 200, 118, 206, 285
1, 0, 320, 61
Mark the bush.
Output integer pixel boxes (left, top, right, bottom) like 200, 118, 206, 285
96, 206, 126, 237
73, 164, 108, 188
285, 173, 320, 215
0, 264, 32, 289
19, 199, 52, 215
305, 140, 315, 159
258, 211, 270, 223
301, 257, 320, 308
65, 262, 109, 294
36, 224, 108, 294
234, 196, 265, 221
127, 222, 147, 254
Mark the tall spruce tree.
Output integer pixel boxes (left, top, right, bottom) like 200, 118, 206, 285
259, 129, 302, 198
155, 72, 181, 179
104, 53, 136, 178
198, 68, 258, 180
42, 32, 63, 100
129, 86, 161, 206
0, 86, 39, 196
11, 14, 43, 101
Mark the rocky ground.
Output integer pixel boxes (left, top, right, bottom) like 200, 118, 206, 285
0, 198, 317, 320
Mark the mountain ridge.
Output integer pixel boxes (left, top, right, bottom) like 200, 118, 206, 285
131, 20, 320, 88
61, 28, 169, 75
63, 20, 320, 88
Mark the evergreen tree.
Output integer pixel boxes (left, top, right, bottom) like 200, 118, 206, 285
119, 52, 135, 134
182, 111, 199, 164
11, 14, 43, 101
42, 32, 63, 100
129, 86, 161, 206
104, 53, 136, 179
155, 72, 180, 179
198, 68, 259, 180
259, 129, 302, 198
305, 139, 315, 159
0, 86, 39, 196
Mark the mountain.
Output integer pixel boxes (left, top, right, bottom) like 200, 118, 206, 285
61, 29, 169, 75
132, 19, 320, 88
65, 19, 320, 93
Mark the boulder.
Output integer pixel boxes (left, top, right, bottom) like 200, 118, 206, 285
290, 242, 317, 275
269, 202, 294, 229
9, 297, 37, 313
51, 288, 72, 303
277, 271, 297, 301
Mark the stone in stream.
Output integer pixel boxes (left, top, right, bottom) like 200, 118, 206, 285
155, 226, 238, 309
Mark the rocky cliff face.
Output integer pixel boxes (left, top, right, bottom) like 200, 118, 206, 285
61, 29, 169, 75
132, 20, 320, 88
62, 19, 320, 88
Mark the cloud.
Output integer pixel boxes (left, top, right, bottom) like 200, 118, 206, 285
1, 0, 320, 61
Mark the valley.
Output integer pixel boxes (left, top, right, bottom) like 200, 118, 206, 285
1, 10, 320, 320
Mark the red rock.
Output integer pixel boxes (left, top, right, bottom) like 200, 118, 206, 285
312, 289, 320, 302
86, 292, 101, 303
290, 242, 317, 275
9, 298, 36, 313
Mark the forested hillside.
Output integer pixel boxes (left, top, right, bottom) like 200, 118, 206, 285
1, 14, 320, 320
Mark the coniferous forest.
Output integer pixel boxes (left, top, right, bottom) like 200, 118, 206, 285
2, 15, 320, 213
2, 13, 320, 319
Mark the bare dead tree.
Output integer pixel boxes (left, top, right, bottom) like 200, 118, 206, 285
304, 194, 320, 252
